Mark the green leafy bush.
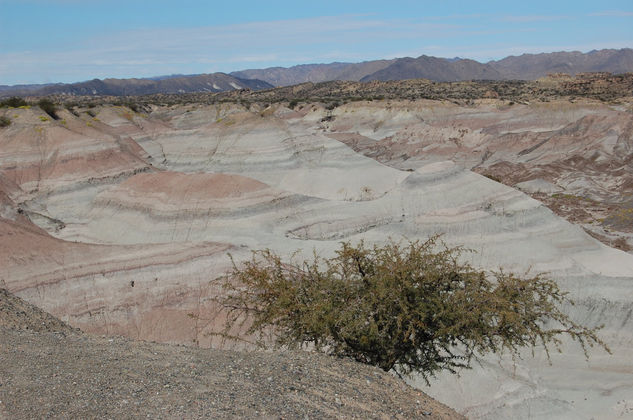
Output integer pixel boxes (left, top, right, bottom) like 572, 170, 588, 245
219, 236, 608, 381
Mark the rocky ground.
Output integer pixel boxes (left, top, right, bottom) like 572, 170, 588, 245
0, 289, 461, 419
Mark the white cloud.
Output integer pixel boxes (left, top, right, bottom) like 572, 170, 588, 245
0, 15, 471, 83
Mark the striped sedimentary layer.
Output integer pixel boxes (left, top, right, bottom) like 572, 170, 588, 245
1, 100, 632, 419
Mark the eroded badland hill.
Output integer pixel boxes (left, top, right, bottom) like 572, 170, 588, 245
1, 74, 633, 419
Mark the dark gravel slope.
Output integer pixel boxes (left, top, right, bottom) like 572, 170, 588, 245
0, 289, 463, 419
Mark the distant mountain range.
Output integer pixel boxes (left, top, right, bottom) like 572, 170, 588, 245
1, 48, 631, 97
232, 48, 633, 86
486, 48, 633, 80
0, 73, 273, 97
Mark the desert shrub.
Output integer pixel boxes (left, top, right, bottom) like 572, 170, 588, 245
116, 100, 140, 113
613, 237, 630, 251
0, 97, 28, 108
64, 102, 80, 117
129, 102, 140, 113
0, 115, 11, 127
219, 236, 608, 382
37, 98, 59, 120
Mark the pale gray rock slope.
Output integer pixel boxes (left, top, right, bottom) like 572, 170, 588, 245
1, 100, 632, 419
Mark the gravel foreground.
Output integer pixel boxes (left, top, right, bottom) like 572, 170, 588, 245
0, 290, 463, 419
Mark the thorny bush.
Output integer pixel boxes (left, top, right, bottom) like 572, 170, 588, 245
218, 236, 609, 382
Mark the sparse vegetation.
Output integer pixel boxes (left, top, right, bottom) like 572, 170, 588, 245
113, 100, 142, 113
613, 237, 630, 251
64, 103, 80, 117
20, 73, 631, 111
325, 101, 340, 110
218, 236, 608, 382
482, 173, 503, 183
0, 97, 28, 108
239, 99, 251, 110
126, 102, 140, 113
605, 207, 633, 230
0, 115, 11, 127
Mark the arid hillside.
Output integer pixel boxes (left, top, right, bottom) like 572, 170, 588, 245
0, 288, 461, 419
1, 76, 632, 419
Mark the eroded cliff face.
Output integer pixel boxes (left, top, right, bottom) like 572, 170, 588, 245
1, 98, 632, 419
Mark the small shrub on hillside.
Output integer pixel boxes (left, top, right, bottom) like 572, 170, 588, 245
613, 237, 630, 251
325, 101, 340, 110
115, 100, 140, 113
37, 98, 59, 120
65, 102, 80, 116
482, 173, 503, 183
0, 115, 11, 127
239, 99, 251, 110
219, 236, 608, 382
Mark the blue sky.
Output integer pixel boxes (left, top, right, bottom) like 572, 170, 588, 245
0, 0, 632, 85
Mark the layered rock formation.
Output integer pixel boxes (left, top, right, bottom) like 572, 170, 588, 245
1, 96, 632, 419
326, 99, 633, 251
